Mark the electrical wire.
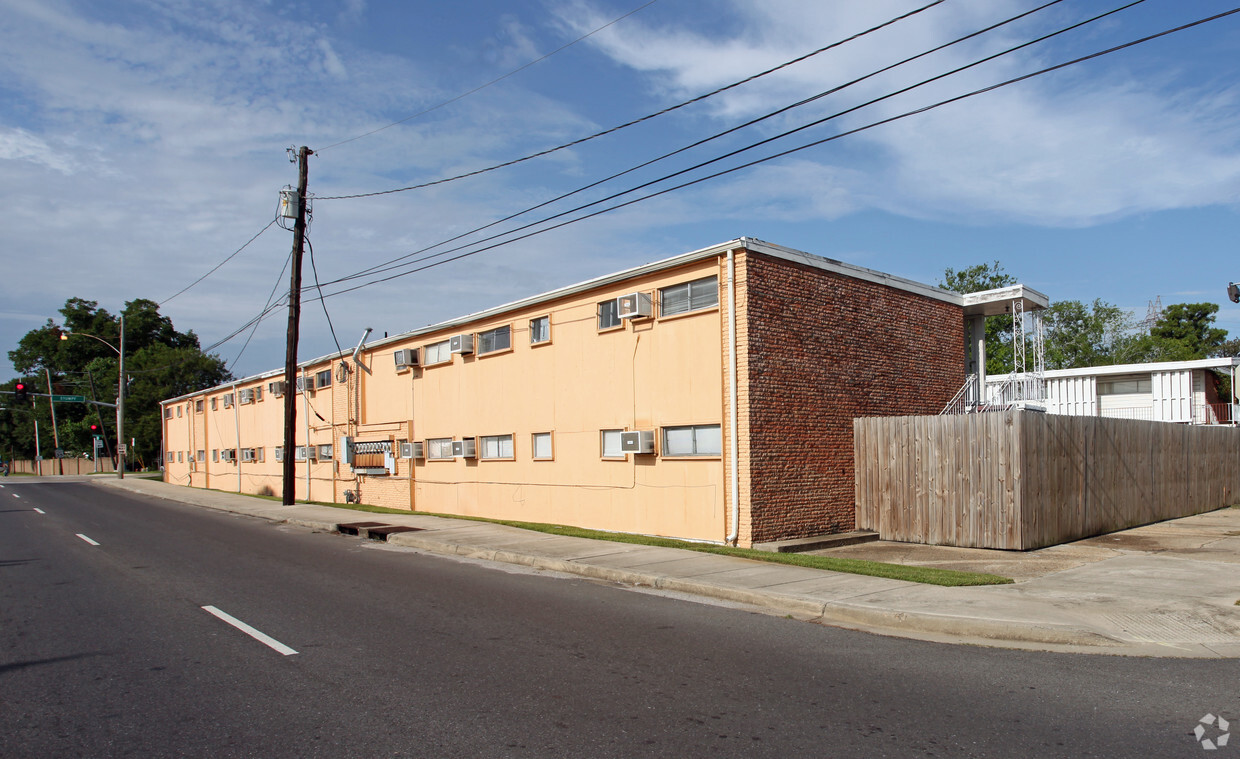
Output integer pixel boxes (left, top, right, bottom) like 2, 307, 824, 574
305, 5, 1240, 302
159, 218, 278, 306
316, 0, 664, 153
317, 0, 1113, 290
316, 0, 950, 200
229, 249, 293, 370
306, 236, 344, 359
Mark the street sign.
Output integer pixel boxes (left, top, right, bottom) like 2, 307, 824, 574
54, 448, 64, 459
117, 443, 127, 454
50, 394, 85, 403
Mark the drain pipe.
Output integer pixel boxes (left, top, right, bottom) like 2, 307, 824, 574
232, 380, 241, 493
726, 248, 740, 546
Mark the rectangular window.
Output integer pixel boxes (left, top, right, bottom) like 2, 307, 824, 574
197, 449, 205, 462
601, 429, 625, 458
480, 434, 514, 460
164, 407, 172, 419
195, 400, 204, 413
256, 447, 265, 463
1098, 378, 1153, 395
662, 424, 723, 457
211, 397, 217, 411
598, 299, 621, 330
318, 444, 333, 460
423, 340, 451, 365
532, 432, 553, 460
275, 447, 284, 462
530, 316, 550, 345
177, 451, 183, 463
477, 325, 512, 355
659, 275, 719, 317
167, 452, 174, 463
316, 369, 332, 388
176, 406, 182, 418
212, 449, 219, 463
427, 437, 454, 460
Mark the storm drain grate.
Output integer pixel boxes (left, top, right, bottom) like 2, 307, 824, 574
336, 522, 424, 541
336, 522, 387, 536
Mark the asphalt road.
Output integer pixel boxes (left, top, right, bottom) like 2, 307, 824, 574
1, 480, 1237, 758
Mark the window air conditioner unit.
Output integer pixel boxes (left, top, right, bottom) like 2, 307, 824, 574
241, 448, 255, 462
239, 388, 254, 405
399, 441, 425, 459
617, 292, 653, 319
394, 348, 418, 369
620, 430, 656, 454
340, 435, 354, 465
318, 445, 333, 460
452, 438, 476, 458
269, 381, 287, 397
222, 394, 233, 408
450, 334, 474, 355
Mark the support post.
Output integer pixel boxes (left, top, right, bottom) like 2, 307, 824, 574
117, 314, 125, 480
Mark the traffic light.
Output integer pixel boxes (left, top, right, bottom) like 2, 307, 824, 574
14, 382, 27, 402
90, 424, 99, 433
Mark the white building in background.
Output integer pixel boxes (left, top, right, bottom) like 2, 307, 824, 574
986, 358, 1239, 425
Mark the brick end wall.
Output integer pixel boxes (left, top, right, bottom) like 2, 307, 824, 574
742, 253, 965, 543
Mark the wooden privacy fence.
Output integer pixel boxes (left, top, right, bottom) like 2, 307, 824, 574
6, 458, 117, 476
854, 409, 1240, 550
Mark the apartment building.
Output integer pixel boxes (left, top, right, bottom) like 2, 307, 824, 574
162, 238, 1038, 546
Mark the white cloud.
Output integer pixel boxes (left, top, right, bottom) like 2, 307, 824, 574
0, 128, 76, 174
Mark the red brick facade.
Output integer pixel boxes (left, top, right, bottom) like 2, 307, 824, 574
740, 253, 965, 543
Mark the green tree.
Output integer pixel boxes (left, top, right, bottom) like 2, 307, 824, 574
1122, 302, 1229, 363
940, 261, 1017, 375
2, 299, 231, 468
1042, 298, 1136, 370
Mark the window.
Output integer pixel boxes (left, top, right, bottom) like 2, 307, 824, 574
316, 369, 332, 389
212, 449, 219, 463
275, 447, 284, 462
601, 429, 625, 458
164, 407, 173, 419
178, 451, 183, 463
532, 432, 553, 460
662, 424, 722, 457
427, 437, 454, 460
167, 452, 175, 463
598, 299, 621, 330
195, 400, 204, 413
222, 393, 234, 408
197, 449, 205, 462
318, 444, 333, 460
480, 434, 514, 460
423, 340, 451, 365
256, 447, 265, 463
530, 316, 550, 345
477, 325, 512, 355
211, 397, 217, 411
1098, 378, 1152, 395
176, 406, 182, 418
659, 275, 718, 317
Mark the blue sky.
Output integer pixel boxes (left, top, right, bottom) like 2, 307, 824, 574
2, 0, 1239, 379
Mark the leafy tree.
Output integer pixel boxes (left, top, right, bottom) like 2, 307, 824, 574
2, 299, 231, 468
940, 261, 1017, 375
1042, 299, 1136, 370
1119, 302, 1229, 364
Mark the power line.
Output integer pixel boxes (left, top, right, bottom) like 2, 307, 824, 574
159, 218, 278, 306
318, 0, 1102, 290
229, 249, 293, 370
306, 236, 343, 358
316, 0, 949, 200
316, 0, 664, 153
305, 5, 1238, 302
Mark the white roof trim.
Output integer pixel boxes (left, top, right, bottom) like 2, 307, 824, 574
990, 357, 1240, 382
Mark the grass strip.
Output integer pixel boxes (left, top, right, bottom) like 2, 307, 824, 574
227, 492, 1012, 587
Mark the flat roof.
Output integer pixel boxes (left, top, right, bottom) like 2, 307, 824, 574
990, 357, 1240, 382
165, 238, 1038, 403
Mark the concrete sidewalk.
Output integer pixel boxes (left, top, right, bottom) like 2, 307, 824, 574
88, 476, 1240, 658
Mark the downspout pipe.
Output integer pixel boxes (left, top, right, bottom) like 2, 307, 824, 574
726, 248, 740, 546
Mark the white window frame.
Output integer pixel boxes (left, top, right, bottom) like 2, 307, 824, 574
423, 340, 451, 366
315, 369, 332, 389
532, 432, 553, 460
601, 429, 625, 459
479, 434, 514, 460
661, 424, 723, 457
659, 275, 719, 317
197, 449, 205, 462
530, 316, 551, 345
275, 447, 284, 462
598, 299, 621, 330
426, 437, 454, 460
476, 325, 512, 355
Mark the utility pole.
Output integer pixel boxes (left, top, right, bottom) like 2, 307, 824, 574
117, 314, 125, 480
45, 368, 62, 475
283, 146, 312, 505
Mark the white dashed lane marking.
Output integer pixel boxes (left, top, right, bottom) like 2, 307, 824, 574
76, 534, 101, 546
201, 606, 298, 656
